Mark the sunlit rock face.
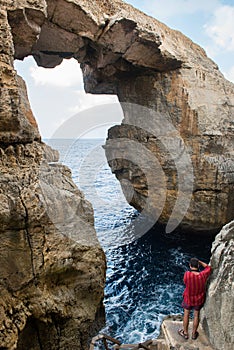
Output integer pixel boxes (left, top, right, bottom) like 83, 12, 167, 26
0, 1, 106, 349
0, 141, 106, 350
0, 0, 234, 349
4, 0, 234, 231
201, 221, 234, 350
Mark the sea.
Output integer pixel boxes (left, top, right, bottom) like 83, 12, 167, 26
46, 138, 214, 346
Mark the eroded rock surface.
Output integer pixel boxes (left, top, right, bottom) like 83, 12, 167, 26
4, 0, 234, 232
102, 21, 234, 232
201, 221, 234, 350
0, 1, 106, 349
0, 141, 106, 349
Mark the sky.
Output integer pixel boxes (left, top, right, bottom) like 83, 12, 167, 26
14, 0, 234, 139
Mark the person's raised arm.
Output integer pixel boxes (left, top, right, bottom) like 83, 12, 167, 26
198, 260, 208, 268
198, 259, 211, 278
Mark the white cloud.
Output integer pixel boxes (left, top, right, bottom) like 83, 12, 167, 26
30, 58, 84, 88
204, 5, 234, 52
69, 90, 119, 115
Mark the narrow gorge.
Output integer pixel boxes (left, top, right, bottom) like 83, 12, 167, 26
0, 0, 233, 349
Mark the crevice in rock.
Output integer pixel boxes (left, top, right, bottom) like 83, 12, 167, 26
193, 188, 222, 194
53, 315, 61, 349
95, 16, 111, 41
18, 189, 36, 279
0, 140, 38, 149
35, 324, 43, 350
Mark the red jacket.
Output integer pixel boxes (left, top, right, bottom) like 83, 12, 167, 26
183, 266, 211, 306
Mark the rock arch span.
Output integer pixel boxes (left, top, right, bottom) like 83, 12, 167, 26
6, 0, 234, 231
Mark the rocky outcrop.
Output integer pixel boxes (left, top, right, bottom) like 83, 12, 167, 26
6, 0, 233, 232
201, 221, 234, 350
102, 26, 234, 232
0, 141, 106, 349
104, 71, 234, 232
0, 1, 106, 349
3, 1, 234, 233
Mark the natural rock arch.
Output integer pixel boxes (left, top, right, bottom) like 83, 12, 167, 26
6, 0, 234, 232
0, 1, 234, 349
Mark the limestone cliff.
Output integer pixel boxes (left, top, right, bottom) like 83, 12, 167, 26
0, 140, 106, 349
4, 1, 234, 233
0, 1, 106, 349
201, 221, 234, 350
100, 11, 234, 232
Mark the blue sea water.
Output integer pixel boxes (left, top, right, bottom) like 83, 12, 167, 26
46, 138, 214, 345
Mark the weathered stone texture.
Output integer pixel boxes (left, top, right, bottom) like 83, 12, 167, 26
0, 142, 106, 349
11, 0, 230, 232
105, 68, 234, 231
0, 1, 106, 349
0, 8, 41, 143
201, 221, 234, 350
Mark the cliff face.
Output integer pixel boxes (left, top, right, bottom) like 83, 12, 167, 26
5, 2, 234, 234
100, 14, 234, 232
105, 69, 234, 232
201, 221, 234, 350
0, 1, 106, 349
0, 140, 106, 350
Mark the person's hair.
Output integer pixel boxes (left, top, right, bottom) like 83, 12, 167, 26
190, 257, 199, 268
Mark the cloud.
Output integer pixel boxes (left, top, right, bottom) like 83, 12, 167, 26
204, 5, 234, 52
69, 90, 119, 115
30, 58, 84, 88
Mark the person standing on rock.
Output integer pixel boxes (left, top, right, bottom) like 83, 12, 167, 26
178, 257, 211, 340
